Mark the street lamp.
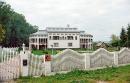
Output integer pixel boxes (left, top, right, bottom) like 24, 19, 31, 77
51, 45, 53, 56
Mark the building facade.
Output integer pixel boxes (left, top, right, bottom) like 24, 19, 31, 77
29, 27, 93, 50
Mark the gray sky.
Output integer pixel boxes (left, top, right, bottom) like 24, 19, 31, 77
4, 0, 130, 41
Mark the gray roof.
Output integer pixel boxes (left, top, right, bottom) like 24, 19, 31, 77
30, 27, 92, 37
31, 30, 47, 35
46, 27, 80, 32
80, 31, 93, 37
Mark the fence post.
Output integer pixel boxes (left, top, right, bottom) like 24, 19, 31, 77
114, 52, 118, 66
85, 53, 90, 69
20, 43, 29, 76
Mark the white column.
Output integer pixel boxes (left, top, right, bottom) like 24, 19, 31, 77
37, 38, 39, 49
20, 43, 29, 76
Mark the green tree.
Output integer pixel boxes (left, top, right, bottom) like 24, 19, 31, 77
120, 27, 127, 47
127, 24, 130, 47
0, 1, 38, 47
0, 24, 5, 43
110, 34, 120, 47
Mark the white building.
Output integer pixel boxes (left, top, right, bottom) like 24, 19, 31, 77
29, 27, 93, 50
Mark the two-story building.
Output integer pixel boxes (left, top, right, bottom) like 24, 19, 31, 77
29, 27, 93, 50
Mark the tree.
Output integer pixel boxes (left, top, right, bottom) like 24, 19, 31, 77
0, 24, 5, 43
120, 27, 127, 47
110, 34, 120, 47
0, 1, 38, 47
127, 24, 130, 47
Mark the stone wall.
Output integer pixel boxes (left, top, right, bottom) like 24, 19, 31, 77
51, 49, 85, 72
51, 48, 130, 72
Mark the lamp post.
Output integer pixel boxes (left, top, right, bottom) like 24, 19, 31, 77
51, 45, 53, 56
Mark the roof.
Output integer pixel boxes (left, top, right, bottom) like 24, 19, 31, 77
96, 42, 109, 47
80, 31, 93, 37
30, 27, 93, 36
31, 30, 47, 35
46, 27, 80, 32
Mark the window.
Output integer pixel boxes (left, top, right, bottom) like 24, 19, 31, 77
54, 43, 59, 47
53, 36, 59, 40
68, 43, 72, 47
49, 36, 51, 40
75, 36, 77, 40
67, 36, 73, 40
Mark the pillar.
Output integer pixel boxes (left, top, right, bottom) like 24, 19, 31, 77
37, 38, 39, 50
20, 43, 29, 76
114, 52, 118, 66
85, 54, 90, 69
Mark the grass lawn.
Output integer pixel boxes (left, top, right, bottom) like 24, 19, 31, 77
16, 65, 130, 83
32, 49, 62, 55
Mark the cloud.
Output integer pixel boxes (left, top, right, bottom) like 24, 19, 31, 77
4, 0, 130, 41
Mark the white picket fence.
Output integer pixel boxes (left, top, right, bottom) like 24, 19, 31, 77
0, 48, 20, 81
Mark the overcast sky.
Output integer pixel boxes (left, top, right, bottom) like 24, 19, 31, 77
4, 0, 130, 41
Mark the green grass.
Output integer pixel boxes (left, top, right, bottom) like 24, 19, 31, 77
32, 49, 62, 55
16, 65, 130, 83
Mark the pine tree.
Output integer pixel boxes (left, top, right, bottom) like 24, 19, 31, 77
120, 27, 127, 47
127, 24, 130, 47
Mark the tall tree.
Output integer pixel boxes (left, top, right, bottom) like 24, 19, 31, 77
127, 24, 130, 47
0, 1, 38, 47
120, 27, 127, 47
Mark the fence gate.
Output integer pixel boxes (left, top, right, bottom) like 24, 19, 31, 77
0, 48, 20, 82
